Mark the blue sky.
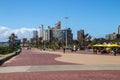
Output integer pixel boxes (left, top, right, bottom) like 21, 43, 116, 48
0, 0, 120, 41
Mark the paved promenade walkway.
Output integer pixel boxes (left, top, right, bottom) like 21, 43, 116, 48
44, 49, 120, 65
0, 48, 120, 80
1, 65, 120, 73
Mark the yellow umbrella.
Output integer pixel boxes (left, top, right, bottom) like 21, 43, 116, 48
93, 44, 99, 47
111, 43, 119, 47
93, 44, 103, 47
102, 43, 108, 47
107, 43, 112, 47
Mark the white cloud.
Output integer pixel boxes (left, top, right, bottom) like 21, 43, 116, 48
0, 26, 37, 42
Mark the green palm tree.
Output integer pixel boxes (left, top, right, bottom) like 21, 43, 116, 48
79, 33, 92, 49
8, 33, 17, 49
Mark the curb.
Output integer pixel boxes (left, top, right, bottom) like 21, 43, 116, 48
0, 49, 21, 65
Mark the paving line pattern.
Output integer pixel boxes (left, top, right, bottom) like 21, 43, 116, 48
0, 64, 120, 73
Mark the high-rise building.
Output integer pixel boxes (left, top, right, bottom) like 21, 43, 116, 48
33, 30, 38, 38
52, 28, 73, 44
43, 30, 49, 41
54, 21, 61, 29
77, 30, 84, 46
77, 30, 84, 41
37, 21, 73, 44
38, 25, 51, 41
38, 24, 44, 39
118, 25, 120, 34
105, 33, 117, 40
21, 38, 27, 47
47, 26, 52, 41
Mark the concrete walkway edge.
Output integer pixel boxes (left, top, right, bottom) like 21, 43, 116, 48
0, 49, 21, 65
0, 64, 120, 73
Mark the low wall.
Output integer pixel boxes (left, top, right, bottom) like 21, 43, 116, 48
0, 49, 21, 65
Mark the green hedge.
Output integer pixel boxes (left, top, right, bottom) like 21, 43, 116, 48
0, 46, 16, 55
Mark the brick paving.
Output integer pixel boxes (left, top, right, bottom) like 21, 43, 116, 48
0, 48, 120, 80
1, 49, 77, 67
0, 70, 120, 80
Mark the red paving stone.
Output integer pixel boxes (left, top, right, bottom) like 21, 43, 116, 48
1, 49, 77, 67
1, 49, 120, 80
0, 70, 120, 80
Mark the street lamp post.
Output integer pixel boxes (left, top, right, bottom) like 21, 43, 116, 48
65, 17, 69, 48
66, 27, 68, 48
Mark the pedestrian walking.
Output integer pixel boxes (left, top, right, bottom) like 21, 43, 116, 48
113, 49, 117, 56
63, 46, 66, 53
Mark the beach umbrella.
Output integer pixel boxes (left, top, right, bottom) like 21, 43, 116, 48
107, 43, 112, 47
93, 44, 103, 47
102, 43, 108, 47
111, 43, 119, 47
93, 44, 99, 47
98, 44, 103, 47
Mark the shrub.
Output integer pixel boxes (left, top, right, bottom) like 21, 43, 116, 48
0, 46, 16, 55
